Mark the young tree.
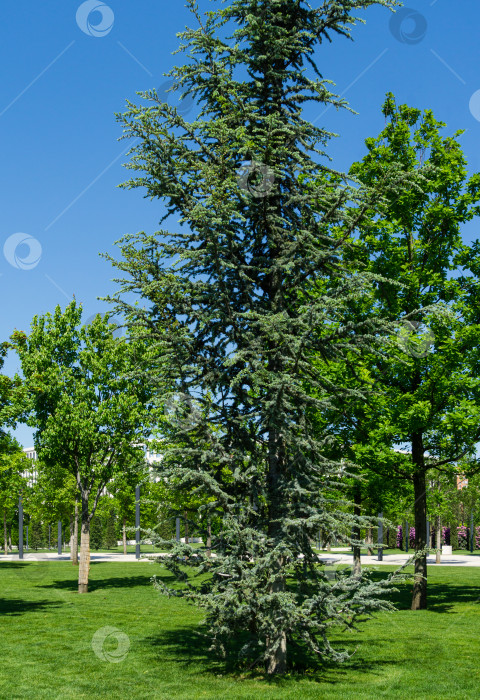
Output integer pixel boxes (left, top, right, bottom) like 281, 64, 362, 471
11, 302, 154, 592
107, 0, 404, 673
0, 437, 28, 555
349, 95, 480, 609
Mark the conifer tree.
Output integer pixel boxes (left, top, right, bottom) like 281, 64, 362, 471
108, 0, 403, 674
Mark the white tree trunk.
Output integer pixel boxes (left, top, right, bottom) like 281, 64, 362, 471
78, 515, 90, 593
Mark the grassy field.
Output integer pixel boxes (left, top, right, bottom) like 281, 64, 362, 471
1, 560, 480, 699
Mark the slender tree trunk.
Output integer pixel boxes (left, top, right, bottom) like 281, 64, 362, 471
8, 523, 12, 552
436, 515, 441, 564
352, 484, 361, 577
265, 572, 287, 675
123, 517, 127, 555
184, 511, 189, 544
78, 494, 90, 593
411, 464, 427, 610
3, 509, 7, 555
71, 501, 79, 565
265, 427, 287, 675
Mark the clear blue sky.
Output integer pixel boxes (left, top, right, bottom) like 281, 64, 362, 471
2, 1, 479, 447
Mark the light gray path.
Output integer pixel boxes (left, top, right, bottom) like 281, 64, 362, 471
317, 551, 480, 567
2, 550, 480, 566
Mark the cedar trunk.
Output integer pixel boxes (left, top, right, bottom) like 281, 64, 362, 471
265, 426, 287, 675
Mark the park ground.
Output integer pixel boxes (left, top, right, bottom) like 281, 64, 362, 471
1, 560, 479, 699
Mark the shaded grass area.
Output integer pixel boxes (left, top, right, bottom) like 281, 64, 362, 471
0, 561, 479, 699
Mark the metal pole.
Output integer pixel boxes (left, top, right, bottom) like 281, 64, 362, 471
135, 484, 140, 560
58, 521, 62, 555
470, 512, 474, 553
176, 517, 180, 543
378, 512, 383, 561
18, 495, 23, 560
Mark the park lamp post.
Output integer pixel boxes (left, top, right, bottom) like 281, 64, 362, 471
377, 512, 383, 562
18, 493, 24, 560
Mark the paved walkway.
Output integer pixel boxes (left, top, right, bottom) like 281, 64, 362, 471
0, 552, 146, 563
317, 551, 480, 567
2, 550, 480, 566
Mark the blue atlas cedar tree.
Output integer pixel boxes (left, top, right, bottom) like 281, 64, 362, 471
106, 0, 406, 675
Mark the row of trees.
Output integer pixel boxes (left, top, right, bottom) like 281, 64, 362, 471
2, 0, 480, 677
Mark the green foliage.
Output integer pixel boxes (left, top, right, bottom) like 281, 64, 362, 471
103, 512, 118, 549
89, 517, 103, 551
29, 521, 45, 550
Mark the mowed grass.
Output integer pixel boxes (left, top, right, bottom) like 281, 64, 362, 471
1, 560, 480, 699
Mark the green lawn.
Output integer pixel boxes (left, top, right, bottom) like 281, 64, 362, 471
1, 561, 479, 699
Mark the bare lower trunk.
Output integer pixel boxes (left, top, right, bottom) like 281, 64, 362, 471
435, 515, 441, 564
8, 523, 12, 552
265, 566, 287, 675
184, 511, 189, 544
123, 517, 127, 555
71, 501, 79, 565
411, 466, 427, 610
78, 495, 90, 594
3, 509, 7, 555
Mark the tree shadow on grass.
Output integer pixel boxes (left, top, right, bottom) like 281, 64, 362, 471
143, 623, 393, 687
0, 598, 62, 615
40, 573, 154, 593
367, 570, 480, 613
